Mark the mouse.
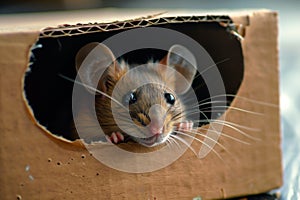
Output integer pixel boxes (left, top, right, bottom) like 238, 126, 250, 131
73, 42, 197, 147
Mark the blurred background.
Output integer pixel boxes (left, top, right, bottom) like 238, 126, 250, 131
1, 0, 299, 199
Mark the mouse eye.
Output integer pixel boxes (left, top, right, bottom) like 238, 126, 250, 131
128, 92, 137, 104
123, 91, 137, 105
164, 93, 175, 105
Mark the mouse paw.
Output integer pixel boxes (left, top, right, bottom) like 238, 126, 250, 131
106, 132, 124, 144
177, 121, 194, 132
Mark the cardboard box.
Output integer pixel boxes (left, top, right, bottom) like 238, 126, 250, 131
0, 9, 281, 199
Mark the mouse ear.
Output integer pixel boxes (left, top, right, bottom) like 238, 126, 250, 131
164, 44, 197, 94
75, 42, 118, 95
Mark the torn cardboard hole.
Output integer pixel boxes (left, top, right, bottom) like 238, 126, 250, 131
23, 16, 244, 143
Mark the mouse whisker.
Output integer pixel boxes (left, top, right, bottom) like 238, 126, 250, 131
171, 108, 210, 125
112, 116, 135, 124
170, 134, 198, 158
181, 110, 204, 117
191, 94, 230, 106
171, 109, 206, 122
170, 111, 184, 121
194, 58, 231, 79
198, 127, 251, 145
168, 137, 182, 150
122, 126, 147, 139
199, 106, 264, 116
178, 58, 232, 100
173, 131, 224, 161
189, 82, 207, 92
165, 138, 173, 150
186, 100, 230, 109
102, 110, 139, 124
192, 119, 260, 133
174, 109, 228, 145
189, 114, 260, 139
179, 104, 264, 139
59, 74, 129, 112
179, 129, 232, 156
194, 94, 278, 108
197, 120, 260, 141
173, 127, 220, 146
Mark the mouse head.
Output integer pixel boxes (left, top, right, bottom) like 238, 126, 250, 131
76, 43, 197, 147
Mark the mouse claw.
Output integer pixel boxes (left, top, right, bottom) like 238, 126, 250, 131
105, 135, 113, 143
188, 121, 194, 130
111, 132, 118, 143
107, 132, 125, 144
116, 131, 124, 141
177, 121, 194, 132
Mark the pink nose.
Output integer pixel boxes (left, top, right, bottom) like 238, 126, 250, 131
149, 124, 163, 135
148, 104, 166, 135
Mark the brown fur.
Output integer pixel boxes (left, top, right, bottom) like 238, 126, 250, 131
95, 61, 184, 139
74, 43, 196, 146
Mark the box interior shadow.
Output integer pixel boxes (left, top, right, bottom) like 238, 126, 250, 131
23, 16, 244, 142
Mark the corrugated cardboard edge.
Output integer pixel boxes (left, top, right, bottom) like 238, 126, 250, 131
39, 15, 234, 38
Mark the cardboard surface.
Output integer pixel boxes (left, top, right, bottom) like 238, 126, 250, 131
0, 9, 281, 199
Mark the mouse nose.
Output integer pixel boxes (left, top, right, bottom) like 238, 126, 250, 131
148, 104, 166, 135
